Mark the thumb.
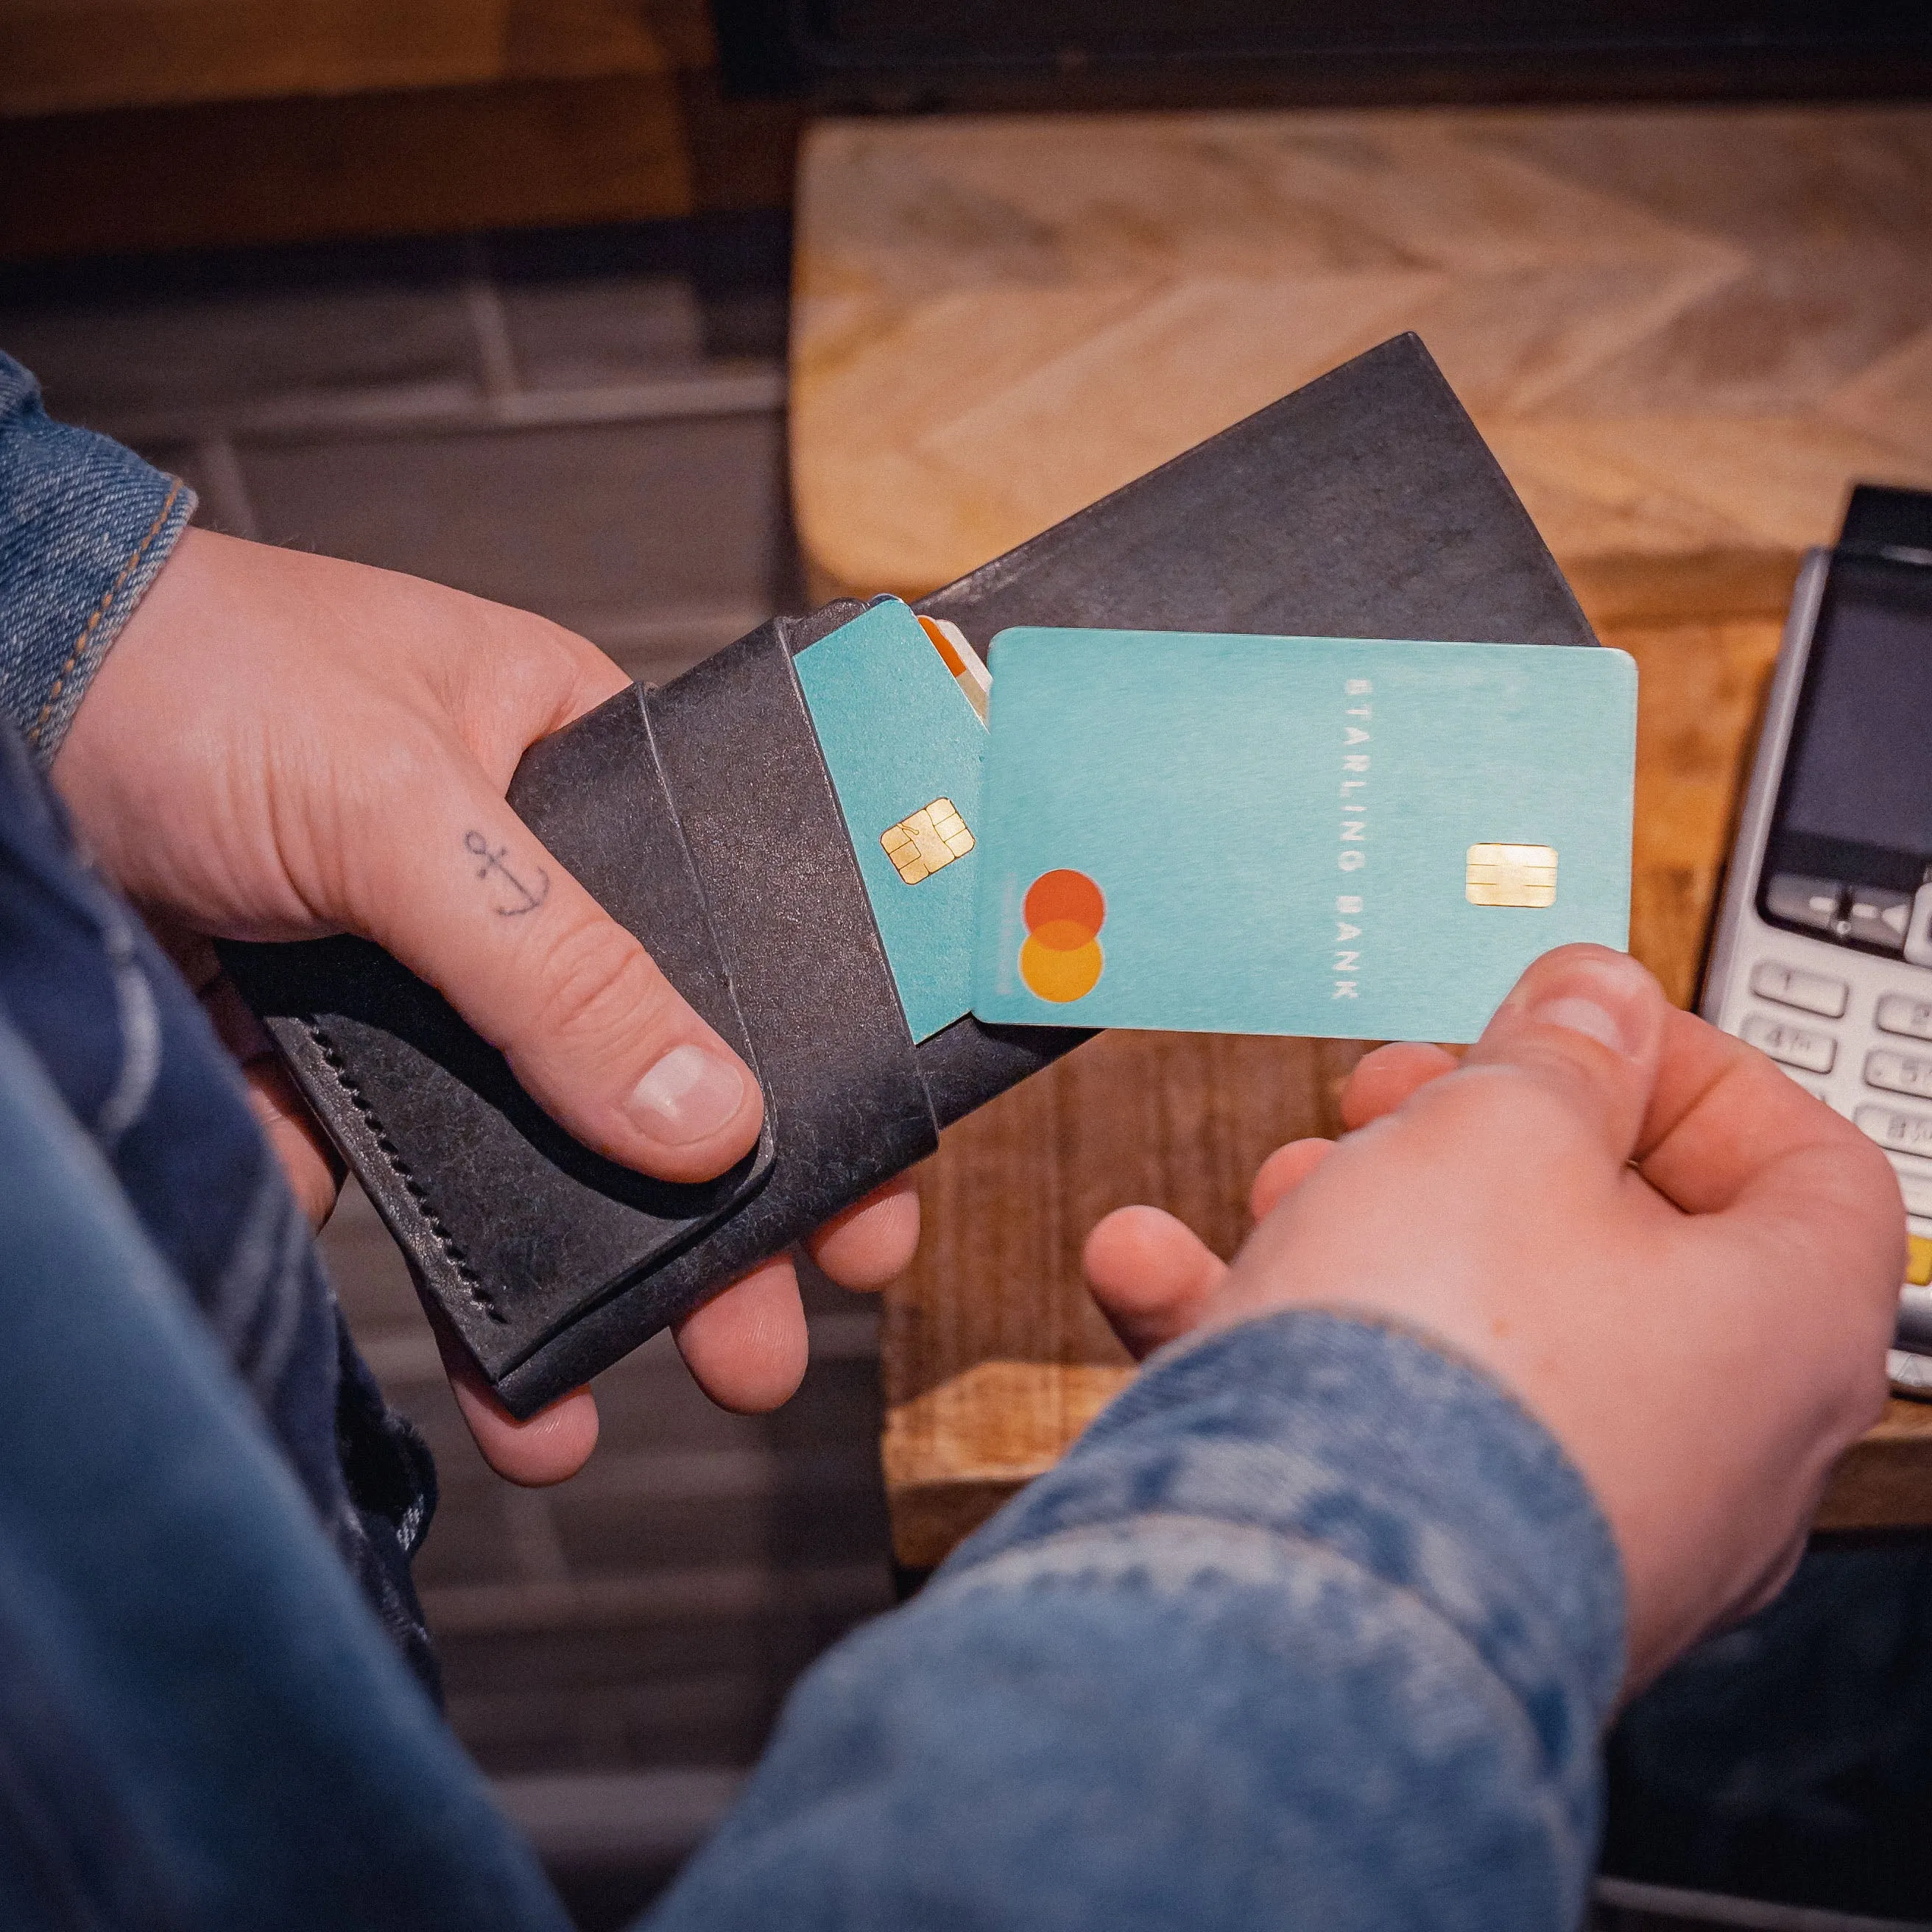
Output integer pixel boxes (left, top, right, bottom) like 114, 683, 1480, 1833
350, 735, 762, 1184
1458, 944, 1668, 1166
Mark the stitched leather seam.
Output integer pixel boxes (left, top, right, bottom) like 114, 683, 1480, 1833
302, 1020, 507, 1325
29, 478, 183, 750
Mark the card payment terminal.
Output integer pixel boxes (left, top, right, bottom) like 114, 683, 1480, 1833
1702, 486, 1932, 1397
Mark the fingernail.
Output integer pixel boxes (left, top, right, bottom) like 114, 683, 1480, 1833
627, 1043, 746, 1145
1526, 959, 1651, 1060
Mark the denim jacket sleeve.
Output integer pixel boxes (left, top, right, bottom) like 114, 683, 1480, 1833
0, 352, 194, 765
649, 1311, 1627, 1932
0, 1006, 565, 1932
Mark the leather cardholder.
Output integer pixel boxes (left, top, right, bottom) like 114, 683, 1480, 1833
222, 334, 1598, 1414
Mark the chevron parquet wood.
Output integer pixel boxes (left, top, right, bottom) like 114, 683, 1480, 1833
794, 106, 1932, 618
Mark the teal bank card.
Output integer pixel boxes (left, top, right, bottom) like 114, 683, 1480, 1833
794, 599, 987, 1043
970, 630, 1635, 1043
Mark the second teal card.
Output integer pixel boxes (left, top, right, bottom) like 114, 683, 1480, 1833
970, 630, 1636, 1044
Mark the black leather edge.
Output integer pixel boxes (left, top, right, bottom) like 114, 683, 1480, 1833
249, 986, 535, 1355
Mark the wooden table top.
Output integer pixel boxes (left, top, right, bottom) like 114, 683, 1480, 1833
787, 105, 1932, 1567
795, 104, 1932, 618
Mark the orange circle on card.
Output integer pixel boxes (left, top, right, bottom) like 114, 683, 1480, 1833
1023, 868, 1106, 938
1020, 934, 1104, 1003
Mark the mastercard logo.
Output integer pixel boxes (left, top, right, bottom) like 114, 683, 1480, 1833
1018, 869, 1106, 1003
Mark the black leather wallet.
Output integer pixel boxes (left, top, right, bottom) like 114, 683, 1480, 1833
222, 333, 1598, 1415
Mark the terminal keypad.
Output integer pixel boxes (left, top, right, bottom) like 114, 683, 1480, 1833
1740, 959, 1932, 1261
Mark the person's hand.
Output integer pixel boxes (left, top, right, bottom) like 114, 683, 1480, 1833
1082, 944, 1902, 1692
53, 528, 919, 1482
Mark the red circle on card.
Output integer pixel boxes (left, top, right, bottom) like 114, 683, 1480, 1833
1023, 869, 1105, 938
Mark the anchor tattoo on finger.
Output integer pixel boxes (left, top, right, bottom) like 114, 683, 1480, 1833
465, 830, 551, 916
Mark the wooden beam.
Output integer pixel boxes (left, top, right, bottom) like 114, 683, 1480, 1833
0, 74, 695, 260
0, 0, 677, 119
0, 1, 798, 261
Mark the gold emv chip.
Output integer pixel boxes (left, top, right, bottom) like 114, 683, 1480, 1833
1466, 842, 1558, 908
881, 798, 975, 885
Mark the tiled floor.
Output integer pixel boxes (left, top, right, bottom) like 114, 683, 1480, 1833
0, 214, 891, 1930
3, 219, 801, 684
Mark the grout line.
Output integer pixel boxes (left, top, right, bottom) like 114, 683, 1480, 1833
493, 1766, 747, 1864
190, 435, 259, 541
446, 1668, 766, 1735
490, 369, 786, 426
97, 365, 786, 450
462, 270, 523, 401
1593, 1876, 1932, 1932
558, 1447, 880, 1503
422, 1561, 891, 1635
355, 1307, 872, 1388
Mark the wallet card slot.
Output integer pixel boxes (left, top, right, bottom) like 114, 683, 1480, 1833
643, 613, 937, 1176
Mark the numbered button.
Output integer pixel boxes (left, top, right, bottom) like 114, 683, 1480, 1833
1749, 961, 1848, 1018
1741, 1012, 1836, 1073
1876, 994, 1932, 1043
1868, 1046, 1932, 1100
1857, 1104, 1932, 1160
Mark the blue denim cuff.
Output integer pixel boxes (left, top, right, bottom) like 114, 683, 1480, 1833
0, 352, 195, 766
943, 1308, 1627, 1847
659, 1307, 1629, 1932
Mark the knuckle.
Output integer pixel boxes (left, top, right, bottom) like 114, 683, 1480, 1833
523, 917, 683, 1062
1438, 1059, 1593, 1144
